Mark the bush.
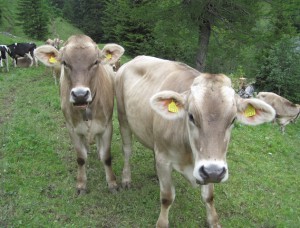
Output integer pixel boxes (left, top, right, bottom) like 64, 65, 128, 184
255, 36, 300, 103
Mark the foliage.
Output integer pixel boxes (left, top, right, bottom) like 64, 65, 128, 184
61, 0, 105, 42
0, 62, 300, 227
101, 0, 155, 55
16, 0, 49, 40
0, 6, 2, 26
253, 1, 300, 103
255, 36, 300, 103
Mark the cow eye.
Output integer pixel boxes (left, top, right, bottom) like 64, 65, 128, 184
94, 60, 99, 65
188, 113, 195, 124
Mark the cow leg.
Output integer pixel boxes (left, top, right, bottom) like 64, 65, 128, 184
280, 124, 285, 134
5, 54, 9, 72
30, 50, 38, 67
201, 184, 221, 228
69, 132, 89, 195
155, 152, 175, 228
116, 102, 132, 188
96, 122, 118, 193
52, 68, 57, 85
119, 120, 132, 188
25, 53, 33, 67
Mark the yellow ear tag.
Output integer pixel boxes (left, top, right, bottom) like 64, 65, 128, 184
168, 100, 179, 113
49, 56, 57, 63
106, 53, 112, 60
244, 104, 256, 117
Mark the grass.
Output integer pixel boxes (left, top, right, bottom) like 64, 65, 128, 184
0, 64, 300, 228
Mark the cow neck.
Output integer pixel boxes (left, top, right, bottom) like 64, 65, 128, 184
82, 91, 97, 121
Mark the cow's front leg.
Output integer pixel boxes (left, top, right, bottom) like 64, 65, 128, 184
70, 132, 89, 195
201, 184, 221, 228
96, 123, 118, 193
155, 152, 175, 228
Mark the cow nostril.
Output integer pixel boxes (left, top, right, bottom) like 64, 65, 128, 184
219, 167, 226, 179
199, 165, 209, 179
71, 91, 77, 98
84, 90, 89, 98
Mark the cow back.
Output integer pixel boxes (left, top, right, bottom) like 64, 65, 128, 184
116, 56, 199, 148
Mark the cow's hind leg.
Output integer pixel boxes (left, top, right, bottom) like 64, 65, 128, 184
155, 152, 175, 228
119, 118, 132, 189
96, 123, 118, 193
201, 184, 221, 228
116, 100, 132, 189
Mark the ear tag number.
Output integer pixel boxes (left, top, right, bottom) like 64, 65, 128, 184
106, 53, 112, 60
244, 104, 256, 117
49, 56, 57, 63
168, 100, 178, 113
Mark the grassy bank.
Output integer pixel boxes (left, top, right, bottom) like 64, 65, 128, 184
0, 65, 299, 227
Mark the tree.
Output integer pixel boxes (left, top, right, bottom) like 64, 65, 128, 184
16, 0, 49, 40
181, 0, 258, 72
253, 0, 300, 102
80, 0, 105, 42
62, 0, 104, 41
255, 36, 300, 103
102, 0, 154, 55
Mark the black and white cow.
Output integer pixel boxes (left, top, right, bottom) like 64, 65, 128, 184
7, 42, 37, 67
0, 45, 9, 72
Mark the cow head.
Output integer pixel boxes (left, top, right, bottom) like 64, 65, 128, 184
150, 73, 275, 185
35, 35, 124, 109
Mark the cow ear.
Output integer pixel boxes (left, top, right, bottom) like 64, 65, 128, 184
150, 91, 186, 120
236, 97, 275, 125
100, 44, 125, 65
34, 45, 60, 67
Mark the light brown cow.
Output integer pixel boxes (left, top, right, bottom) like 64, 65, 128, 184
44, 38, 64, 85
45, 38, 64, 49
35, 34, 124, 194
257, 92, 300, 133
115, 56, 275, 228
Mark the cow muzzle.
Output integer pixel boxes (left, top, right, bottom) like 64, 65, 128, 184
193, 161, 228, 185
70, 87, 92, 109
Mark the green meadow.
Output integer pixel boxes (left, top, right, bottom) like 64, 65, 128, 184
0, 63, 299, 227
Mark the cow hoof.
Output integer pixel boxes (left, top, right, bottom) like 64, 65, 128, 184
122, 181, 131, 189
77, 188, 87, 196
109, 186, 119, 194
156, 221, 169, 228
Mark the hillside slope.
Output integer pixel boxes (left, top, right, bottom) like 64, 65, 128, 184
0, 0, 83, 44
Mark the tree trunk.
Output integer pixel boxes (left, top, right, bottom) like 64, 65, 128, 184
195, 19, 211, 72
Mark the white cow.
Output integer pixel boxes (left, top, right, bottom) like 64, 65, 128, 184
257, 92, 300, 133
115, 56, 275, 228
